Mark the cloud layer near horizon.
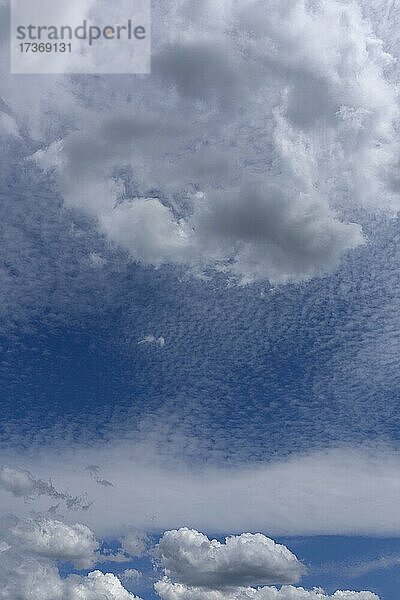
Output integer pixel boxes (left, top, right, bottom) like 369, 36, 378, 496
0, 518, 380, 600
0, 444, 399, 538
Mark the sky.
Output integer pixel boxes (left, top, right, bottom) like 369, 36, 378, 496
1, 0, 400, 598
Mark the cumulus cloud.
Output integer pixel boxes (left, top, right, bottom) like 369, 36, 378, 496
29, 0, 400, 283
191, 179, 363, 284
7, 517, 99, 569
0, 513, 141, 599
157, 529, 304, 588
0, 515, 134, 568
0, 556, 139, 600
100, 199, 190, 268
154, 580, 379, 600
154, 529, 377, 600
154, 528, 377, 600
0, 515, 380, 600
59, 570, 141, 600
0, 492, 381, 600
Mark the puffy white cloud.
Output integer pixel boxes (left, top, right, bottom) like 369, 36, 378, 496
155, 526, 378, 600
99, 199, 190, 267
0, 513, 141, 600
157, 529, 304, 587
0, 554, 139, 600
61, 570, 140, 599
0, 515, 380, 600
8, 517, 99, 569
154, 580, 379, 600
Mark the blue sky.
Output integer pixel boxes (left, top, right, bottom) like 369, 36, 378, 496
1, 0, 400, 599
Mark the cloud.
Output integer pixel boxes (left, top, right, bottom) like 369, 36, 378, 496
100, 199, 190, 268
121, 569, 143, 583
28, 0, 400, 284
0, 112, 19, 138
138, 335, 166, 348
340, 554, 400, 578
154, 580, 379, 600
7, 517, 99, 569
157, 529, 304, 588
0, 512, 381, 600
3, 446, 400, 538
154, 527, 377, 600
60, 570, 141, 599
0, 555, 139, 600
190, 179, 364, 284
0, 515, 135, 568
152, 39, 242, 108
122, 531, 149, 557
0, 513, 141, 599
86, 465, 114, 488
0, 465, 90, 510
34, 136, 365, 284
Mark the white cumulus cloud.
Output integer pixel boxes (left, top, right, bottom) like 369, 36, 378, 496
157, 529, 304, 587
0, 513, 141, 600
154, 580, 379, 600
0, 556, 140, 600
8, 517, 99, 569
